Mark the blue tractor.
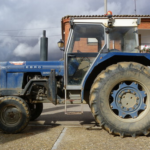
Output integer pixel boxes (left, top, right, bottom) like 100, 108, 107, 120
0, 15, 150, 137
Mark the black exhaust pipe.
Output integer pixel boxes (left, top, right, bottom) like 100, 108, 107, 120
40, 30, 48, 61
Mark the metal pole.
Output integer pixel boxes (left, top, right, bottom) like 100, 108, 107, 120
104, 0, 109, 50
134, 0, 136, 15
104, 0, 107, 14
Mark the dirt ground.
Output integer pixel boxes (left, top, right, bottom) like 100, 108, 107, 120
57, 127, 150, 150
0, 104, 150, 150
1, 126, 150, 150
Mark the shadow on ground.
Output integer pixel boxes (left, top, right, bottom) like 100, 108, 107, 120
0, 125, 61, 145
0, 104, 95, 145
42, 105, 80, 113
36, 112, 94, 125
35, 104, 95, 125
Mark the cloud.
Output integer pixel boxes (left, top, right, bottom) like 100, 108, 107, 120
0, 0, 149, 61
13, 42, 39, 57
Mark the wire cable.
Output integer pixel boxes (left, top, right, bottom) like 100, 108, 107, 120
0, 26, 61, 32
0, 34, 61, 38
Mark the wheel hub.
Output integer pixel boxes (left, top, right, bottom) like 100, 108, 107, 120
121, 93, 137, 108
1, 106, 21, 125
111, 82, 147, 118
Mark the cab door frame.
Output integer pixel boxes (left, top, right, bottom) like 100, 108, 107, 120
64, 23, 106, 91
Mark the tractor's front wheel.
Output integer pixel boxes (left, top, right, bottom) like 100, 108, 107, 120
90, 62, 150, 137
0, 96, 30, 133
29, 103, 43, 121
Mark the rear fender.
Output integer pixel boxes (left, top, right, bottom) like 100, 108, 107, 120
81, 52, 150, 102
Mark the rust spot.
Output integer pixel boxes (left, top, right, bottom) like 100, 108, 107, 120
108, 66, 116, 71
91, 107, 95, 114
99, 73, 106, 78
100, 57, 103, 59
90, 94, 96, 102
120, 63, 130, 68
95, 117, 101, 124
10, 61, 25, 65
93, 83, 99, 89
104, 125, 109, 131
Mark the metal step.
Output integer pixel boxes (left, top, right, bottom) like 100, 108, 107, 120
65, 89, 83, 115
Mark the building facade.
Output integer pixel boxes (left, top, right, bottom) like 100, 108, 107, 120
61, 15, 150, 52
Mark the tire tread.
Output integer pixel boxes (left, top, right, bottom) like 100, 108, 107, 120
90, 62, 150, 137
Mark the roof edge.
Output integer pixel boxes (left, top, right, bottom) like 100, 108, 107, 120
62, 15, 150, 20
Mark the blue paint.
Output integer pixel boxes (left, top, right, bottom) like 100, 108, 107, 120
7, 73, 24, 88
0, 65, 7, 88
81, 52, 150, 100
0, 61, 64, 89
111, 82, 146, 118
68, 58, 79, 76
7, 61, 64, 76
1, 52, 150, 99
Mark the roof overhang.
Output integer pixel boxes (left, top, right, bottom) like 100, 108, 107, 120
73, 18, 138, 27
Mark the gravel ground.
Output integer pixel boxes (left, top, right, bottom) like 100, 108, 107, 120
1, 103, 150, 150
57, 127, 150, 150
0, 126, 63, 150
1, 126, 150, 150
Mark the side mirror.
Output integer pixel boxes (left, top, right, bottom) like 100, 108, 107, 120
57, 39, 64, 51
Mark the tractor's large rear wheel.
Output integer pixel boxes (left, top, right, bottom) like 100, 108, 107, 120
0, 96, 30, 133
90, 62, 150, 137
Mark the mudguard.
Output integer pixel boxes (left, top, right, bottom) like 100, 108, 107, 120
81, 52, 150, 101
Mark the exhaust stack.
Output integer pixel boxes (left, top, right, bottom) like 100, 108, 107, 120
40, 30, 48, 61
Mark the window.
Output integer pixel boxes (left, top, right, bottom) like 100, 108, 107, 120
109, 27, 138, 52
68, 24, 105, 53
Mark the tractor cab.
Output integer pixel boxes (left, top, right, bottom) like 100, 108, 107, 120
58, 13, 140, 90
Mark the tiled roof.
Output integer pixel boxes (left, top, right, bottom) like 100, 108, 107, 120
62, 15, 150, 19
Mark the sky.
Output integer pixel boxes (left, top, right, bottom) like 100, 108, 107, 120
0, 0, 149, 61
